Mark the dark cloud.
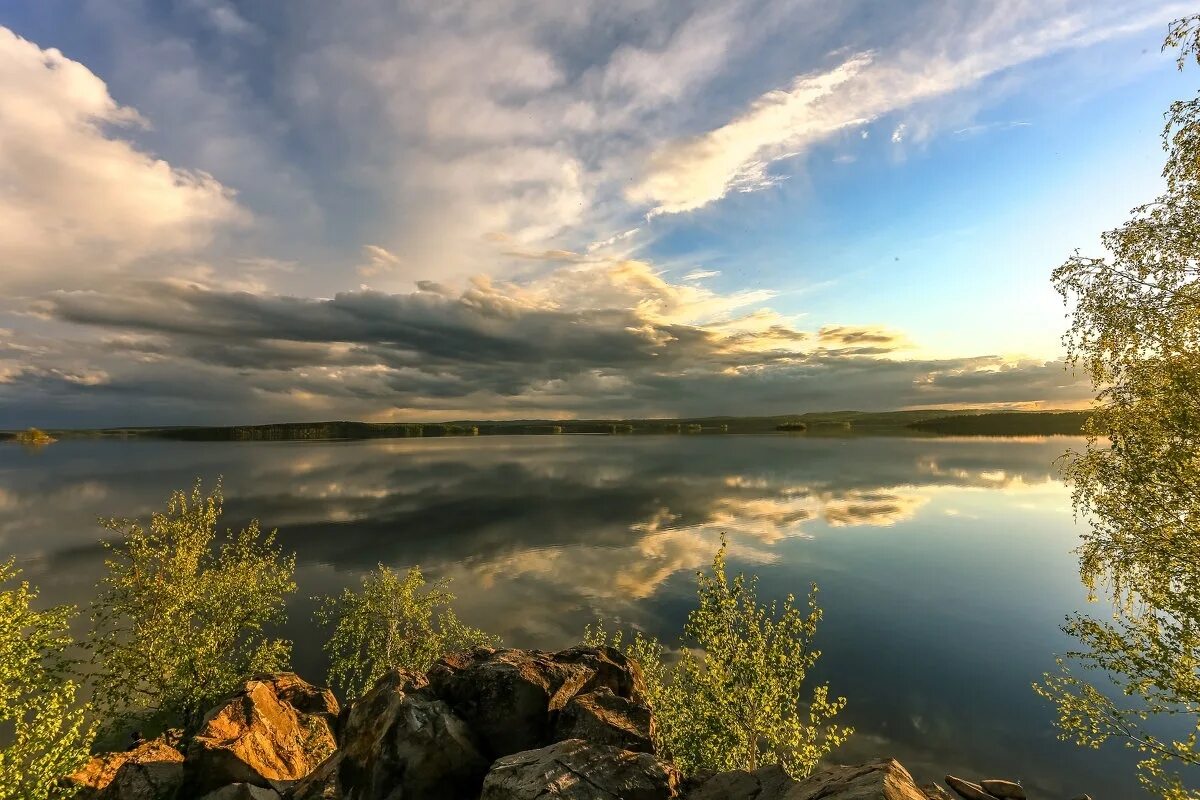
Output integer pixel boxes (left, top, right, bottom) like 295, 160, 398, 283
0, 265, 1090, 426
818, 325, 899, 347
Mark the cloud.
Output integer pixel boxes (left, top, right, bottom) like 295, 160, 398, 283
628, 2, 1178, 216
819, 325, 900, 347
628, 54, 873, 215
0, 26, 244, 292
0, 261, 1091, 426
357, 245, 402, 278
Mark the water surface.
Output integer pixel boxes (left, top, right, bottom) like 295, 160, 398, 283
0, 434, 1137, 796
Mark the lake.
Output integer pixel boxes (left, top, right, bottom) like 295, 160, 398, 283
0, 434, 1139, 796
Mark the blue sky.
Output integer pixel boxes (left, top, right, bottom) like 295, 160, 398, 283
0, 1, 1193, 425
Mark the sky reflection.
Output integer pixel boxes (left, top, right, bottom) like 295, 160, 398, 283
0, 434, 1125, 795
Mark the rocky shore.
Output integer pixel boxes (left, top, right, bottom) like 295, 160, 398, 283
65, 646, 1089, 800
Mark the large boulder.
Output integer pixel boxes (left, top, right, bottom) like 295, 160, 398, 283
67, 738, 184, 800
944, 776, 995, 800
480, 738, 681, 800
553, 687, 654, 753
427, 645, 646, 759
684, 765, 795, 800
979, 780, 1025, 800
787, 759, 929, 800
290, 668, 489, 800
685, 759, 930, 800
197, 785, 281, 800
184, 673, 338, 796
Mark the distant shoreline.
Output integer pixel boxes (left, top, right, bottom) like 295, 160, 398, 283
1, 410, 1090, 441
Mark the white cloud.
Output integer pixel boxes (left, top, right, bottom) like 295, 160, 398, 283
627, 54, 873, 216
890, 123, 907, 143
628, 2, 1180, 216
357, 245, 401, 278
0, 27, 244, 292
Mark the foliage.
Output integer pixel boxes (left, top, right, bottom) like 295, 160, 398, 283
14, 428, 56, 446
88, 481, 296, 737
315, 564, 500, 699
0, 560, 93, 800
1036, 14, 1200, 798
584, 538, 851, 778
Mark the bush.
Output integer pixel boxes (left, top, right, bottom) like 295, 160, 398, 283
585, 538, 851, 778
87, 481, 296, 736
315, 564, 500, 699
0, 560, 93, 800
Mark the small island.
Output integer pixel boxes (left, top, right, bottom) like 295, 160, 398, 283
13, 428, 57, 446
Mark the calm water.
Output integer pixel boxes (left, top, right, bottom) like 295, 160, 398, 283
0, 434, 1142, 796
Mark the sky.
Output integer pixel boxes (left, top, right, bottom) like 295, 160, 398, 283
0, 0, 1193, 426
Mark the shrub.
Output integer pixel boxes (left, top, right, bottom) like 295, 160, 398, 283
88, 480, 296, 736
315, 564, 500, 699
0, 560, 93, 800
585, 538, 851, 778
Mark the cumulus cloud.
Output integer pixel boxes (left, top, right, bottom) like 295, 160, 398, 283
0, 27, 244, 292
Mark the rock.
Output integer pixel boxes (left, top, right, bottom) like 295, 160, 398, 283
944, 775, 996, 800
290, 668, 489, 800
197, 784, 281, 800
685, 764, 794, 800
1068, 796, 1094, 800
787, 759, 929, 800
979, 779, 1025, 799
480, 738, 681, 800
427, 645, 646, 759
66, 738, 184, 800
920, 783, 955, 800
285, 756, 340, 800
554, 687, 655, 753
184, 673, 339, 796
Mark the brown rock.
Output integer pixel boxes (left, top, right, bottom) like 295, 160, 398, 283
290, 668, 489, 800
66, 738, 184, 800
786, 759, 928, 800
184, 673, 338, 796
554, 687, 655, 753
979, 779, 1025, 799
685, 765, 795, 800
920, 783, 955, 800
944, 775, 996, 800
197, 784, 281, 800
480, 738, 681, 800
427, 645, 645, 759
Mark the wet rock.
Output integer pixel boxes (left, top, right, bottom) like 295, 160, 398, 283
979, 779, 1025, 799
427, 645, 645, 759
788, 759, 928, 800
184, 673, 338, 796
480, 738, 681, 800
290, 668, 489, 800
944, 775, 996, 800
66, 738, 184, 800
554, 687, 654, 753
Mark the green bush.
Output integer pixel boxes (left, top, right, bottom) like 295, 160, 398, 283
585, 538, 851, 778
315, 564, 500, 699
87, 481, 296, 736
0, 560, 93, 800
